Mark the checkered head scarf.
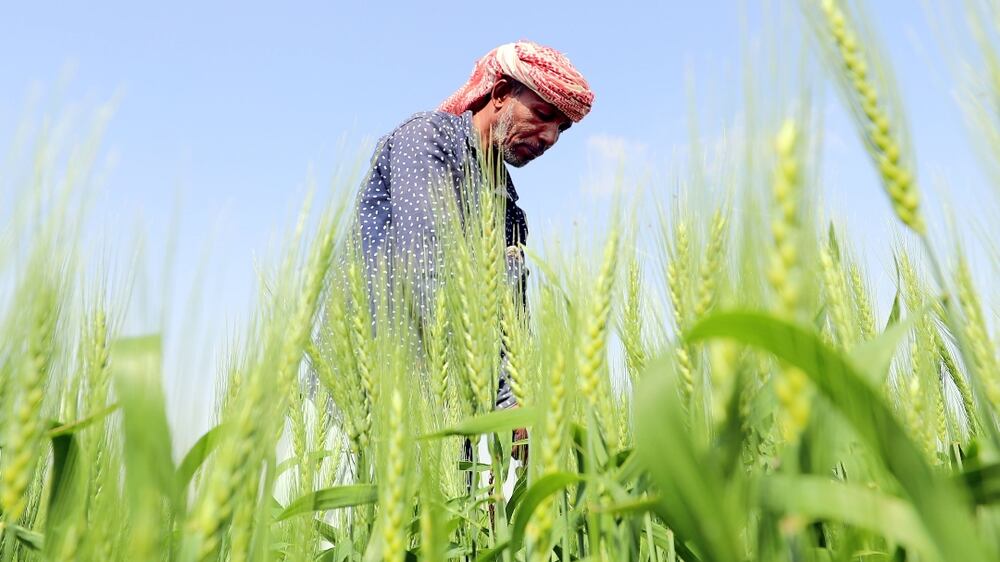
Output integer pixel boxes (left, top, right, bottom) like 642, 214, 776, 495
439, 41, 594, 123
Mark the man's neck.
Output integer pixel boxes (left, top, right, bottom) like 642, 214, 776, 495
468, 108, 516, 200
470, 108, 495, 154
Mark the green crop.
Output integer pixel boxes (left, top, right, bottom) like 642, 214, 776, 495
2, 2, 1000, 561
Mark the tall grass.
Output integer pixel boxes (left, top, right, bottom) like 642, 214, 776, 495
2, 2, 1000, 561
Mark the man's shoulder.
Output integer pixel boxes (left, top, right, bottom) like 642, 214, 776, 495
389, 110, 471, 145
396, 110, 468, 130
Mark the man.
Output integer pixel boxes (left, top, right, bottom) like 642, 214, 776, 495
355, 40, 593, 417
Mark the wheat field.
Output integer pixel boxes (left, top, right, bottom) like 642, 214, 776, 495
2, 1, 1000, 561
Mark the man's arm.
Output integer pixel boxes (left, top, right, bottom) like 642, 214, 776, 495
385, 115, 464, 324
380, 113, 520, 415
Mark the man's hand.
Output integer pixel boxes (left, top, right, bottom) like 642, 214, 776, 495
512, 427, 529, 462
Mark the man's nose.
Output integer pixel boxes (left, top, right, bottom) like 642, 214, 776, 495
539, 126, 560, 150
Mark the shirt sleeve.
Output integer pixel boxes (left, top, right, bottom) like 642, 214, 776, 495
385, 116, 464, 324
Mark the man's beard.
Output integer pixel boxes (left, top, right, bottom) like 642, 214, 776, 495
492, 105, 529, 168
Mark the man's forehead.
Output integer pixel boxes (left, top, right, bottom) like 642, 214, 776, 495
520, 88, 553, 108
520, 88, 572, 123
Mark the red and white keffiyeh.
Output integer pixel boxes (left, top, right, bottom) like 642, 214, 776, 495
439, 41, 594, 123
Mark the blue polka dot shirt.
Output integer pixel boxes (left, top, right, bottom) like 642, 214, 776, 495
354, 109, 528, 408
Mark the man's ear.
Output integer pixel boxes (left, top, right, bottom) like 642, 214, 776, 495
491, 78, 517, 109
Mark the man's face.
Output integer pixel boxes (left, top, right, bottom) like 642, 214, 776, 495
493, 87, 573, 168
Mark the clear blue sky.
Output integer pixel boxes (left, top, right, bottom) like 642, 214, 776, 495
1, 1, 995, 445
